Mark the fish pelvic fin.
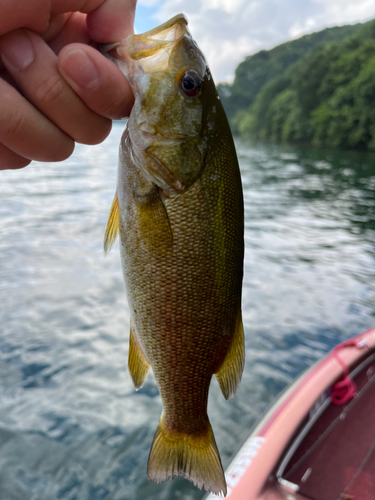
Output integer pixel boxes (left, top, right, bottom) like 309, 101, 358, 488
128, 325, 150, 390
104, 193, 119, 255
215, 311, 245, 400
147, 416, 227, 497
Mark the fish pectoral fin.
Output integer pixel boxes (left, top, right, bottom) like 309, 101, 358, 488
103, 193, 120, 255
128, 325, 150, 390
147, 416, 227, 496
215, 310, 245, 400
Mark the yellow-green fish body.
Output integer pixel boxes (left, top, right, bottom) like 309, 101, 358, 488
104, 14, 244, 496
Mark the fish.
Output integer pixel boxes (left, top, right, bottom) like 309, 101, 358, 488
103, 14, 244, 496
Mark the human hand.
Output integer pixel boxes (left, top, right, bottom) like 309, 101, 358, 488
0, 0, 136, 170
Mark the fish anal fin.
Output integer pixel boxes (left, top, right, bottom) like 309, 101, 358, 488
104, 193, 120, 255
147, 416, 227, 496
128, 325, 150, 390
215, 311, 245, 400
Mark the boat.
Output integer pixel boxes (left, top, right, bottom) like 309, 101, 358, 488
206, 326, 375, 499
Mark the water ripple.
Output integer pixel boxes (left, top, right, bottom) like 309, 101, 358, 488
0, 129, 374, 499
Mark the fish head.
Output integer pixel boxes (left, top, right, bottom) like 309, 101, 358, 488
103, 14, 216, 192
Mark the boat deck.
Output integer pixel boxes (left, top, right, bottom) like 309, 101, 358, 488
206, 329, 375, 500
281, 356, 375, 500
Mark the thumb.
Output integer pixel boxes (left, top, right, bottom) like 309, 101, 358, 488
58, 43, 133, 120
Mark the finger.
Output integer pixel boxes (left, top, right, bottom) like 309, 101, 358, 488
0, 78, 74, 162
0, 0, 50, 36
0, 68, 12, 85
48, 12, 91, 55
51, 0, 104, 16
0, 0, 124, 37
41, 13, 72, 43
58, 44, 133, 120
0, 29, 111, 145
0, 143, 31, 170
86, 0, 137, 42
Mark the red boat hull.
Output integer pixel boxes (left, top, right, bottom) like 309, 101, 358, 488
206, 327, 375, 500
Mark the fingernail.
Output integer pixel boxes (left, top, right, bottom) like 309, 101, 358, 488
0, 31, 34, 71
61, 48, 100, 90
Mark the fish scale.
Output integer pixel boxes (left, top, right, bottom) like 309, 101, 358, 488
103, 13, 244, 496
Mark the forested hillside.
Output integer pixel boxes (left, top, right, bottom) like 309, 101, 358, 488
220, 19, 375, 150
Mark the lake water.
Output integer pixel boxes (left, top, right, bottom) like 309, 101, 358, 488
1, 122, 374, 500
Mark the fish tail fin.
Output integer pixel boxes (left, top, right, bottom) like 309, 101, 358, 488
147, 416, 227, 496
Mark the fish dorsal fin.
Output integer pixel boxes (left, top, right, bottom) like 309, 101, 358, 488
128, 324, 150, 390
104, 193, 120, 255
215, 311, 245, 400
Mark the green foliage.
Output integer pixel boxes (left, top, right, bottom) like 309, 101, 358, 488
229, 18, 375, 151
311, 54, 375, 150
218, 21, 360, 123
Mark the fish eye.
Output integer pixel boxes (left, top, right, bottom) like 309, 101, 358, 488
179, 70, 202, 98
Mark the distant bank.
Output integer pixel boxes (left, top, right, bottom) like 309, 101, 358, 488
219, 19, 375, 151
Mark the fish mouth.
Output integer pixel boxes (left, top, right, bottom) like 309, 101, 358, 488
101, 14, 190, 75
137, 13, 188, 40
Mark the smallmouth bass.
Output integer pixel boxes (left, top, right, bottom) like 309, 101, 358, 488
103, 14, 244, 496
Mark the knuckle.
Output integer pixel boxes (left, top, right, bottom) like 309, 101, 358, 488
33, 74, 66, 107
0, 101, 29, 139
0, 87, 74, 163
